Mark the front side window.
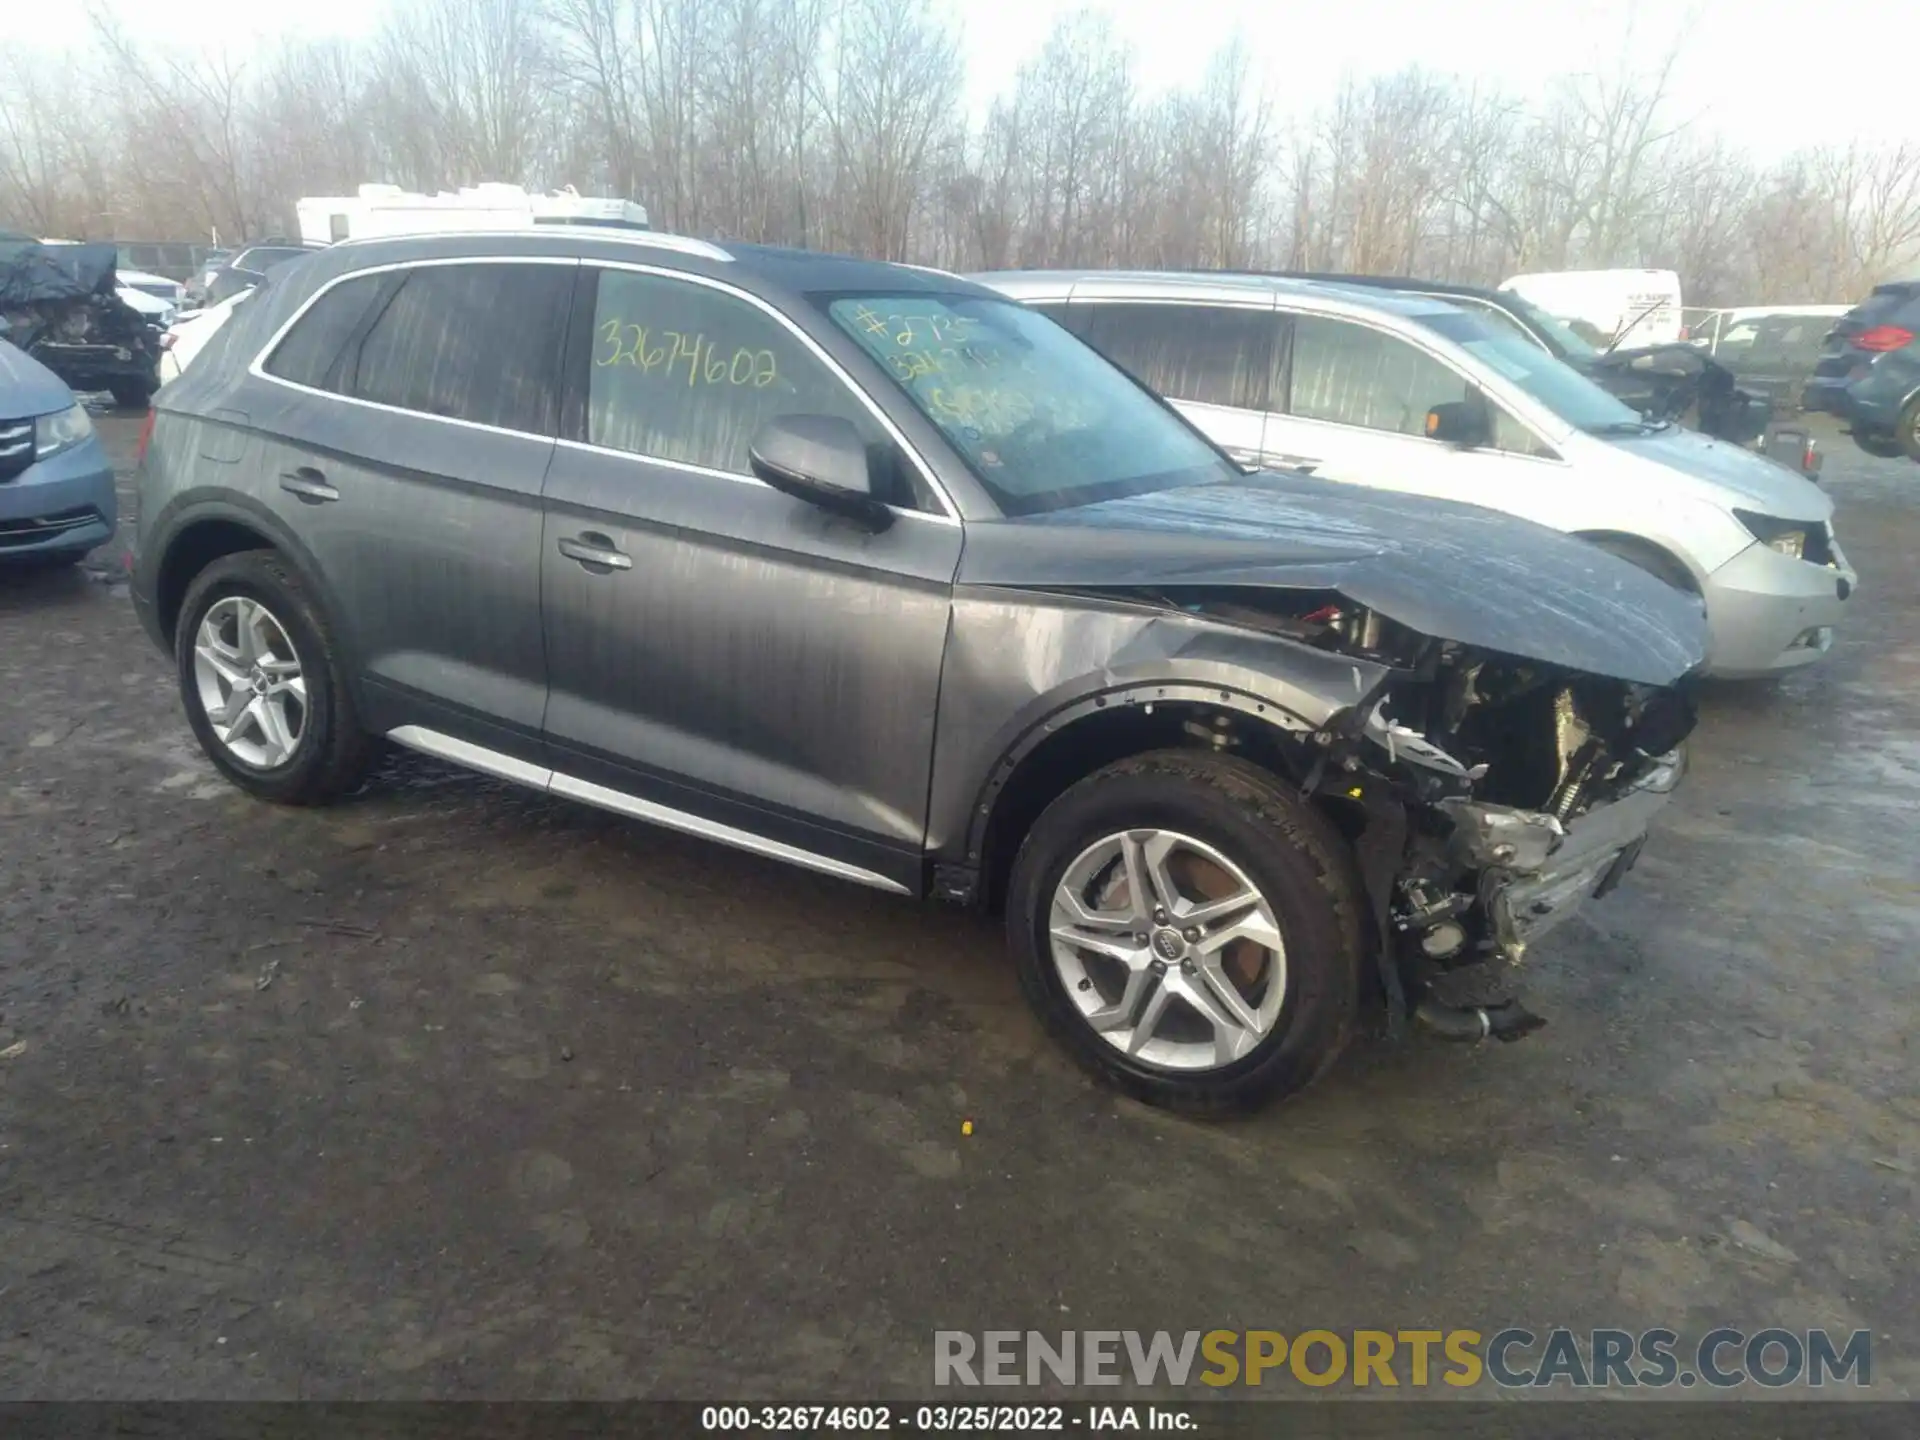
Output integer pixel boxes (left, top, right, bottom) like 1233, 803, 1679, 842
261, 273, 387, 390
1072, 302, 1275, 410
348, 262, 570, 433
823, 292, 1236, 516
1288, 315, 1470, 436
584, 270, 899, 491
1417, 310, 1645, 434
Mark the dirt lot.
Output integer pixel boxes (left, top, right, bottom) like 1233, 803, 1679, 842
2, 416, 1917, 1400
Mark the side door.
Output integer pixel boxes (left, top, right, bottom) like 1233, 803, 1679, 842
1064, 297, 1277, 465
538, 264, 963, 894
250, 257, 572, 753
1264, 310, 1568, 523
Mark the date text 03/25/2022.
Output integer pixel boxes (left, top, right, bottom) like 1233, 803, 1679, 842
700, 1406, 1191, 1432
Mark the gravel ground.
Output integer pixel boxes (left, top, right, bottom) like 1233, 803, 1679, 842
1, 415, 1916, 1401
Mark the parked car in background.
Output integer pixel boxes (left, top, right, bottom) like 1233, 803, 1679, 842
1262, 271, 1816, 476
115, 264, 189, 316
1803, 282, 1920, 462
1501, 268, 1684, 348
980, 270, 1853, 678
202, 242, 325, 306
190, 249, 234, 303
159, 290, 251, 384
132, 229, 1707, 1112
1689, 306, 1848, 410
0, 336, 118, 566
0, 239, 163, 408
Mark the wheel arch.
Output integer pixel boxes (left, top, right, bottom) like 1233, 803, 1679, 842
959, 684, 1335, 914
148, 494, 350, 656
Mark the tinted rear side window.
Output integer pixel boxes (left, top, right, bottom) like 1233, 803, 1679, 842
349, 263, 571, 433
1073, 302, 1275, 409
261, 273, 386, 389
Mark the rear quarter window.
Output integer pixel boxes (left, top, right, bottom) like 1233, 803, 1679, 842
260, 273, 387, 390
345, 262, 571, 433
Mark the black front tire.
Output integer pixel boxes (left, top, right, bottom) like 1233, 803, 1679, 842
1005, 750, 1364, 1115
1853, 429, 1903, 459
175, 549, 373, 805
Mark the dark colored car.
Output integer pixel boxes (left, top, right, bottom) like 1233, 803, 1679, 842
131, 230, 1704, 1112
0, 239, 163, 408
1267, 272, 1818, 476
1803, 282, 1920, 462
202, 242, 326, 306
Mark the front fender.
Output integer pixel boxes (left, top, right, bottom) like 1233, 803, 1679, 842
923, 586, 1393, 862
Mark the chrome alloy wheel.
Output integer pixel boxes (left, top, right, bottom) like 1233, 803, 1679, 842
1048, 829, 1287, 1071
192, 596, 308, 769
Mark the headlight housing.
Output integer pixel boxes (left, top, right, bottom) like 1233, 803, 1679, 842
1734, 508, 1806, 560
33, 404, 93, 461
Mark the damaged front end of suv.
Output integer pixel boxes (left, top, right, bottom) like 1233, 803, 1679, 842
938, 473, 1707, 1052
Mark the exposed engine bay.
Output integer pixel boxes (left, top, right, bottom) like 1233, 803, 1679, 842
1130, 587, 1700, 1038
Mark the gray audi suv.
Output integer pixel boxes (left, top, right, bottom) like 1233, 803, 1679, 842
131, 228, 1705, 1112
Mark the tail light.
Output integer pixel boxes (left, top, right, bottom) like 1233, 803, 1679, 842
1852, 325, 1914, 352
135, 407, 156, 465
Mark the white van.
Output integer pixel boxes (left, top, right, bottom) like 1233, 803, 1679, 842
977, 270, 1854, 678
1501, 268, 1683, 349
296, 184, 649, 245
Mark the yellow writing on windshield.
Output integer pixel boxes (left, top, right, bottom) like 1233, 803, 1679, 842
595, 318, 778, 388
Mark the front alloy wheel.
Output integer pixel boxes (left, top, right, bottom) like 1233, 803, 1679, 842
1006, 750, 1364, 1113
193, 595, 308, 769
1050, 829, 1287, 1070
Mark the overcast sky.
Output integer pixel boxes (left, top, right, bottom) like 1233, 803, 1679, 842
25, 0, 1919, 161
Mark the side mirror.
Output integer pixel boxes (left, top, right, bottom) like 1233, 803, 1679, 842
1425, 400, 1491, 448
748, 414, 892, 529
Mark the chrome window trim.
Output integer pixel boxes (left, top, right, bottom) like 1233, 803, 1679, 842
388, 724, 911, 896
585, 259, 961, 523
247, 253, 961, 525
248, 254, 582, 444
550, 436, 957, 527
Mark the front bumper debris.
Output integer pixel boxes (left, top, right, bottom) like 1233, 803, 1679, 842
1448, 752, 1685, 961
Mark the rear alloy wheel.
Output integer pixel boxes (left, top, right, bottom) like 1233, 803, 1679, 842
1007, 750, 1363, 1113
1899, 396, 1920, 464
1853, 429, 1904, 459
176, 549, 373, 804
192, 595, 309, 769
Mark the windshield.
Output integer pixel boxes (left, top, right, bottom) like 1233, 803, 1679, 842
1419, 310, 1647, 433
822, 292, 1236, 515
1493, 289, 1599, 360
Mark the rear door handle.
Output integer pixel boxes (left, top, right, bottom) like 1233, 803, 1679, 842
557, 533, 633, 572
278, 466, 339, 503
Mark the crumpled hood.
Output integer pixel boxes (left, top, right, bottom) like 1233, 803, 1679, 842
958, 472, 1709, 687
1602, 425, 1833, 519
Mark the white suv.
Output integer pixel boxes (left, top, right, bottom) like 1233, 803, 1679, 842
978, 271, 1855, 679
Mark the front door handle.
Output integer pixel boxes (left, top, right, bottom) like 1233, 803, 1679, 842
557, 533, 633, 572
279, 466, 339, 503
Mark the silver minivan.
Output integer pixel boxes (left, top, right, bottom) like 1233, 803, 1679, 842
978, 271, 1856, 679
